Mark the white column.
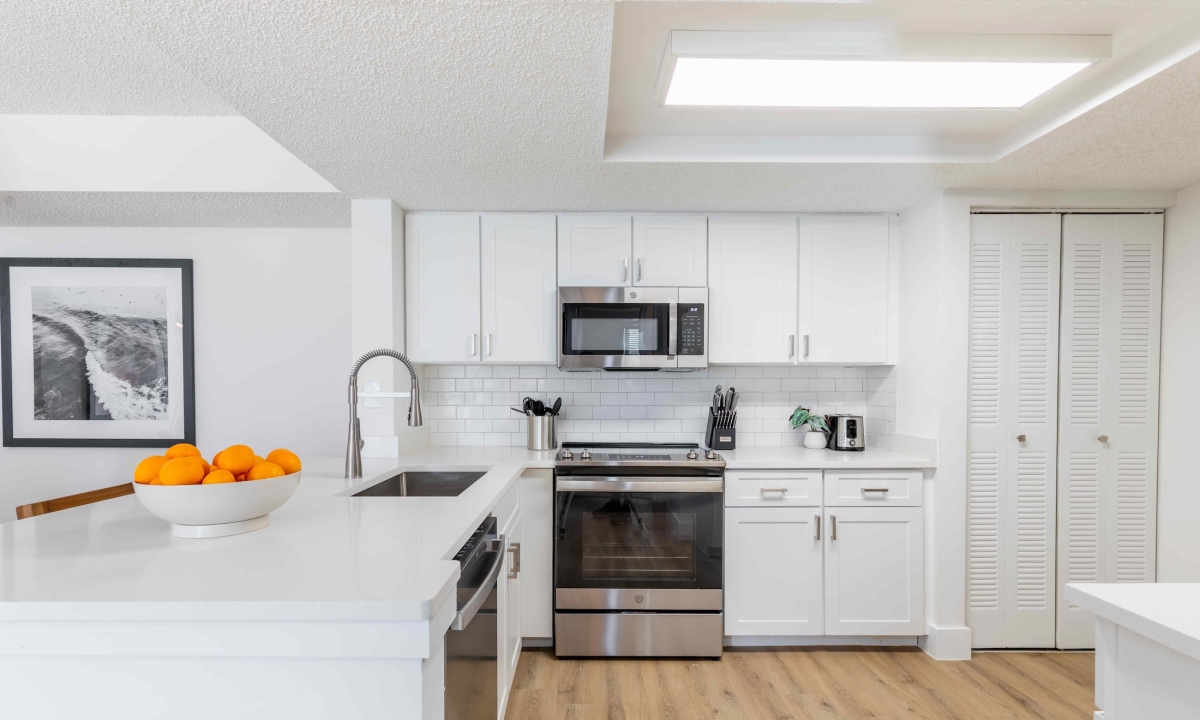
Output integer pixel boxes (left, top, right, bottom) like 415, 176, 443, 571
351, 199, 423, 457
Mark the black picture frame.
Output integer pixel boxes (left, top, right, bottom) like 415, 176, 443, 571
0, 258, 195, 448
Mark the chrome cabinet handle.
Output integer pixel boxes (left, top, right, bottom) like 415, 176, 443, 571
789, 334, 796, 358
760, 486, 789, 495
830, 514, 837, 541
470, 333, 477, 356
1098, 435, 1109, 443
508, 542, 521, 578
803, 335, 810, 359
1017, 434, 1026, 442
861, 487, 889, 494
485, 333, 492, 357
815, 514, 821, 541
636, 258, 642, 282
622, 257, 628, 281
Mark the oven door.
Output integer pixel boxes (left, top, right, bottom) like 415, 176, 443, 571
558, 287, 677, 369
554, 477, 723, 611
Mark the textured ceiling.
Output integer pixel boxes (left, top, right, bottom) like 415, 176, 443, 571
4, 0, 1200, 227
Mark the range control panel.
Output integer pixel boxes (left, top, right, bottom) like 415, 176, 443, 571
677, 304, 705, 355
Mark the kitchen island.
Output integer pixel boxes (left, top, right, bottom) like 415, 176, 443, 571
1066, 583, 1200, 720
0, 444, 933, 720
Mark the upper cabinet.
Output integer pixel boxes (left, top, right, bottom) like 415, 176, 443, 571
632, 215, 707, 287
557, 214, 632, 286
405, 213, 481, 363
708, 215, 799, 364
481, 214, 557, 363
798, 215, 894, 364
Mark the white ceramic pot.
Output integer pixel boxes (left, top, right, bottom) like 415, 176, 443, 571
803, 431, 829, 449
133, 472, 301, 538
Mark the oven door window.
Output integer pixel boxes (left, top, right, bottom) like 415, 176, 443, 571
555, 490, 722, 590
561, 303, 671, 356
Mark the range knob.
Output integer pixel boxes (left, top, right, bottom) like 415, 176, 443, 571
580, 448, 591, 461
687, 448, 699, 460
562, 449, 573, 460
705, 448, 717, 460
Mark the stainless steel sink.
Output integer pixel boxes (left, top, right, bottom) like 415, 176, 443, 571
352, 471, 487, 497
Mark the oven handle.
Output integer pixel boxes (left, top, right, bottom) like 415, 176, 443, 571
451, 534, 504, 632
555, 479, 723, 493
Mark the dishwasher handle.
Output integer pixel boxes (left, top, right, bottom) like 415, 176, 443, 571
451, 534, 505, 631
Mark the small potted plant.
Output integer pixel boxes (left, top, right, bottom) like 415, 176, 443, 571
790, 407, 830, 449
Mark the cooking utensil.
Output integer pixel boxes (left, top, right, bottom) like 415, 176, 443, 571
511, 407, 528, 415
522, 397, 535, 416
550, 397, 562, 416
533, 400, 546, 416
728, 391, 739, 414
712, 385, 723, 412
725, 387, 735, 410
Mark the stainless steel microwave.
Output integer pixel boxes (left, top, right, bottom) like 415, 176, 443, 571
558, 287, 707, 370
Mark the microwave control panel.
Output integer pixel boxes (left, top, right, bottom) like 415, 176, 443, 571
677, 304, 705, 355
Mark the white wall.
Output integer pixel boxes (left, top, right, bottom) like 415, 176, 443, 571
897, 194, 943, 442
1160, 181, 1200, 581
0, 226, 350, 519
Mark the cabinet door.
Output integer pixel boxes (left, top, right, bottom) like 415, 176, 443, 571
497, 511, 522, 719
708, 215, 799, 363
824, 507, 923, 636
481, 214, 557, 363
405, 213, 481, 362
798, 215, 892, 363
725, 507, 823, 636
633, 214, 707, 287
557, 214, 632, 286
519, 470, 553, 639
1057, 214, 1163, 650
967, 213, 1061, 650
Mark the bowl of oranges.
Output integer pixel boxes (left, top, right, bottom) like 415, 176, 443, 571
132, 443, 303, 538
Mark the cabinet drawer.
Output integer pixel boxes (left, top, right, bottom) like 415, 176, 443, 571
823, 470, 923, 507
725, 470, 822, 507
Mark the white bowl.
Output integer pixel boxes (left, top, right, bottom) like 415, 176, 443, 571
133, 472, 302, 538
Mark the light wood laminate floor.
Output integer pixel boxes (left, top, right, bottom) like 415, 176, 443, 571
506, 648, 1095, 720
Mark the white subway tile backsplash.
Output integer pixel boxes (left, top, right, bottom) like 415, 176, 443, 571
418, 365, 896, 447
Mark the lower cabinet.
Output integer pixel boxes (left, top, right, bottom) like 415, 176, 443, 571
724, 471, 925, 638
725, 507, 823, 636
495, 487, 522, 719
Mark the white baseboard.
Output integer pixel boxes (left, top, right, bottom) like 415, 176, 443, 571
919, 624, 972, 661
724, 635, 919, 648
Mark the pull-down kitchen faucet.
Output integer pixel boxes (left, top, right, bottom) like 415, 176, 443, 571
345, 349, 422, 478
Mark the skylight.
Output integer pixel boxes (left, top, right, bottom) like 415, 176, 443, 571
664, 58, 1092, 109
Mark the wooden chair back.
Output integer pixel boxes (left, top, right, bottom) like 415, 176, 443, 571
15, 483, 135, 521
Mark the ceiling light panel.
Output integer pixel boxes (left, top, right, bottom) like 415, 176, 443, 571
659, 31, 1109, 110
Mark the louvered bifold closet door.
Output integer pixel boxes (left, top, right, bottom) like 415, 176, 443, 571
967, 214, 1061, 649
1057, 214, 1163, 650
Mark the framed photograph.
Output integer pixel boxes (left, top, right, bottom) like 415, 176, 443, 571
0, 258, 195, 447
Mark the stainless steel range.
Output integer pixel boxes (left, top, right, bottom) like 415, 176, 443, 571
553, 442, 724, 658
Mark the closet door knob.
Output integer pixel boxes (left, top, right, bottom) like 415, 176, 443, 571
1016, 435, 1026, 442
1098, 435, 1109, 443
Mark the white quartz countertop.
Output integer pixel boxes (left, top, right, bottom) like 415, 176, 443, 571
0, 451, 551, 623
721, 446, 934, 469
1066, 583, 1200, 662
0, 443, 927, 624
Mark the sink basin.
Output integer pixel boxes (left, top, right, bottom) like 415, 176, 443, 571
352, 471, 486, 498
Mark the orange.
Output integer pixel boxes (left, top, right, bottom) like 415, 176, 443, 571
202, 469, 236, 484
199, 458, 211, 474
149, 477, 164, 485
215, 445, 256, 475
165, 443, 201, 460
212, 450, 224, 467
236, 474, 246, 481
252, 455, 265, 467
134, 456, 169, 484
159, 457, 205, 485
266, 449, 302, 474
247, 462, 285, 481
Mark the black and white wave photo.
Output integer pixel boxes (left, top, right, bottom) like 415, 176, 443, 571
31, 286, 169, 421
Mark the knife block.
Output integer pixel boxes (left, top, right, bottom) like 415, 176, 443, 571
704, 409, 736, 450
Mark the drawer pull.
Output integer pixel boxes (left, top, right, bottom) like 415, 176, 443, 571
830, 514, 836, 541
861, 487, 889, 494
815, 514, 821, 540
760, 487, 789, 495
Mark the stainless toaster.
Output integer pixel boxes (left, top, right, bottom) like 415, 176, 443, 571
825, 415, 865, 451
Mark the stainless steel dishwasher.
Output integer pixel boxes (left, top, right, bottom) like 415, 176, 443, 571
445, 516, 503, 720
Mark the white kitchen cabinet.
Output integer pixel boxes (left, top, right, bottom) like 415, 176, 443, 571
797, 215, 893, 364
967, 213, 1061, 650
405, 213, 481, 362
481, 214, 557, 363
519, 469, 553, 640
824, 507, 923, 636
557, 214, 632, 286
1056, 214, 1163, 650
632, 214, 707, 287
708, 215, 799, 363
496, 492, 522, 720
725, 507, 824, 636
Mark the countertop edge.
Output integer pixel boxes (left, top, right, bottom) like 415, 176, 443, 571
1065, 584, 1200, 662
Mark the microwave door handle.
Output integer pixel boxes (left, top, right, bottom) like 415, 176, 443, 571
668, 303, 678, 356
